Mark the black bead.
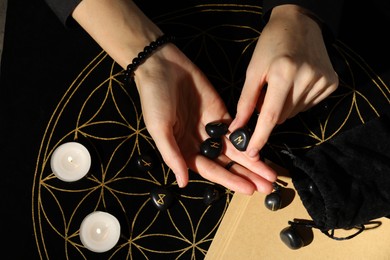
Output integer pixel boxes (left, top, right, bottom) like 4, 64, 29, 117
264, 191, 282, 211
280, 226, 304, 250
205, 122, 228, 138
156, 38, 164, 45
150, 41, 158, 49
229, 127, 251, 151
203, 186, 223, 205
150, 187, 174, 211
123, 71, 131, 82
143, 46, 152, 54
126, 63, 136, 71
136, 154, 154, 172
132, 57, 141, 66
137, 51, 147, 60
124, 35, 174, 85
200, 137, 223, 159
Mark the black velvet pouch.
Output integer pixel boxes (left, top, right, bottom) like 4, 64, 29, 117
285, 114, 390, 232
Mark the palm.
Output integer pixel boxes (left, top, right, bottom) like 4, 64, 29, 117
136, 45, 276, 194
173, 70, 230, 164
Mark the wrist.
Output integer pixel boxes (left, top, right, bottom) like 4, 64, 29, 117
124, 35, 175, 84
72, 0, 164, 68
269, 4, 323, 36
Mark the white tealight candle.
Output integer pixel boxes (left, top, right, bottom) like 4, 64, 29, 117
50, 142, 91, 182
79, 211, 121, 253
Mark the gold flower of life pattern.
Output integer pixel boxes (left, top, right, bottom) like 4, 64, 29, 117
32, 3, 389, 259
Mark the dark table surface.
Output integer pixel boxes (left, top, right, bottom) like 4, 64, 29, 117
0, 0, 388, 259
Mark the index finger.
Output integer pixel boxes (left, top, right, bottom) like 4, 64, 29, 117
245, 77, 291, 159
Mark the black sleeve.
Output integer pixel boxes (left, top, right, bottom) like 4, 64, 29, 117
262, 0, 345, 40
44, 0, 81, 27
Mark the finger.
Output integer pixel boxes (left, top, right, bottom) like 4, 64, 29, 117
229, 72, 265, 132
301, 79, 338, 112
284, 76, 338, 119
245, 77, 292, 159
277, 66, 316, 122
255, 87, 266, 113
193, 154, 268, 195
223, 135, 277, 183
295, 69, 338, 114
149, 125, 189, 188
216, 157, 275, 194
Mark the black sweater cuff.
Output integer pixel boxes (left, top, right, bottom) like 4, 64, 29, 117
44, 0, 81, 27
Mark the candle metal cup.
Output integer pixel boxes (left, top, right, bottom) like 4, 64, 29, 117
50, 142, 91, 182
79, 211, 121, 253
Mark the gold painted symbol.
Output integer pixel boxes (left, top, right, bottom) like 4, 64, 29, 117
157, 194, 166, 205
210, 141, 220, 149
234, 136, 244, 145
142, 159, 152, 167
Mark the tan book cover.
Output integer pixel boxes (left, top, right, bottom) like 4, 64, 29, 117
206, 163, 390, 260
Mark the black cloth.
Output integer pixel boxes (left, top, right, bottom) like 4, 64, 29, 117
1, 0, 389, 258
287, 114, 390, 230
43, 0, 80, 26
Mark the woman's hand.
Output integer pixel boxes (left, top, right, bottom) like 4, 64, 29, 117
136, 43, 277, 194
73, 0, 277, 194
230, 4, 339, 160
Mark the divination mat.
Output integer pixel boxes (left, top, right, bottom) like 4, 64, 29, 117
0, 0, 388, 259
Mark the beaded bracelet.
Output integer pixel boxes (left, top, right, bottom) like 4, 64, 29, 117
123, 34, 175, 84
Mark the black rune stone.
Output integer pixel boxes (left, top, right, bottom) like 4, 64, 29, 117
203, 186, 223, 205
136, 154, 154, 172
205, 122, 228, 138
280, 226, 304, 250
200, 137, 223, 159
150, 187, 174, 211
229, 127, 251, 151
264, 192, 282, 211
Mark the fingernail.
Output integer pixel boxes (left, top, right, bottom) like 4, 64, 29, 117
248, 148, 259, 158
229, 118, 237, 131
176, 174, 184, 188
